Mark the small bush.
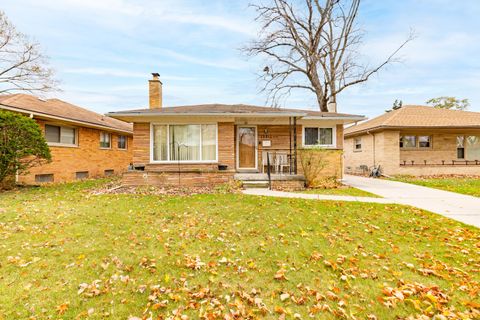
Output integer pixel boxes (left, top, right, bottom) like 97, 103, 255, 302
299, 147, 341, 188
0, 110, 51, 186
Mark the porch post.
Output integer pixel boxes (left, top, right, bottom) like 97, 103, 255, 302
289, 117, 292, 174
293, 116, 297, 174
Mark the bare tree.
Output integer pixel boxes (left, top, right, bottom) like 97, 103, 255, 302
243, 0, 414, 112
0, 11, 57, 95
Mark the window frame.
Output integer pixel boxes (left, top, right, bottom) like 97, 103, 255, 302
117, 135, 128, 150
457, 136, 465, 159
301, 125, 336, 148
400, 135, 417, 149
149, 123, 219, 164
354, 137, 362, 151
99, 131, 112, 149
44, 123, 78, 147
418, 135, 432, 149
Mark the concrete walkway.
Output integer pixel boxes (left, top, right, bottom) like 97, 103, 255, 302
343, 175, 480, 228
242, 188, 393, 204
242, 175, 480, 228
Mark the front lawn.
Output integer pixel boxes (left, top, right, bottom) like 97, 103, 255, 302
0, 180, 479, 319
393, 176, 480, 197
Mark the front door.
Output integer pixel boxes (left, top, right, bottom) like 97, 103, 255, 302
237, 126, 257, 170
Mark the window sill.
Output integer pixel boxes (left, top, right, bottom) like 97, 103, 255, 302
303, 145, 336, 149
353, 149, 362, 153
47, 142, 78, 148
99, 147, 112, 150
117, 148, 128, 151
150, 161, 219, 164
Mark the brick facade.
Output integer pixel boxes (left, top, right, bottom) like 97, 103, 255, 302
17, 119, 133, 184
345, 130, 480, 176
126, 121, 344, 187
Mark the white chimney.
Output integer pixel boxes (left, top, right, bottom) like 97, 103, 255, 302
327, 102, 337, 113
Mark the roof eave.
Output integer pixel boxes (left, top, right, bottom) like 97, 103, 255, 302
1, 104, 133, 135
345, 125, 480, 137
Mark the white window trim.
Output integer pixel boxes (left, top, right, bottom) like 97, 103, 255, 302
236, 125, 258, 171
99, 131, 112, 150
45, 123, 78, 148
353, 137, 362, 152
117, 135, 128, 150
301, 125, 337, 148
149, 123, 219, 164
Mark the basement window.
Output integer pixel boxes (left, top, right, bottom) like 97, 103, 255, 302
104, 169, 114, 176
75, 171, 89, 180
35, 174, 54, 183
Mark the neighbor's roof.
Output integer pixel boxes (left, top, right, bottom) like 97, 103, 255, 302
345, 105, 480, 137
107, 104, 365, 121
0, 94, 132, 134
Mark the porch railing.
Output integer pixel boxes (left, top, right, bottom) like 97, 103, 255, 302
262, 149, 297, 175
400, 160, 480, 166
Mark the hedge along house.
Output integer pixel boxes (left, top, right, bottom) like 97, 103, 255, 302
0, 94, 133, 184
107, 74, 364, 190
344, 105, 480, 176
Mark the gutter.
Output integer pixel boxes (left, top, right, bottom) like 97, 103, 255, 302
0, 103, 133, 135
106, 112, 308, 117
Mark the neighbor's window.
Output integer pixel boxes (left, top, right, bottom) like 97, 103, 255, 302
466, 136, 480, 161
400, 135, 416, 148
45, 124, 77, 145
418, 136, 431, 148
457, 136, 465, 159
354, 137, 362, 150
100, 132, 111, 149
117, 135, 127, 149
152, 124, 217, 162
304, 127, 334, 146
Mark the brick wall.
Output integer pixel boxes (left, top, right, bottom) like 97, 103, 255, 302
345, 130, 480, 176
133, 122, 236, 171
123, 171, 234, 187
17, 119, 133, 184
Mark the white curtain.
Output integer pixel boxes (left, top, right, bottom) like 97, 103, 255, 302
153, 125, 168, 161
466, 136, 480, 160
170, 125, 201, 161
202, 124, 216, 160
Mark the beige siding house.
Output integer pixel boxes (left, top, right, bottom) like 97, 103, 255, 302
107, 74, 364, 190
344, 106, 480, 176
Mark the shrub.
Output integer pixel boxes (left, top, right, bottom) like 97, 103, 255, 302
299, 147, 342, 188
0, 110, 51, 186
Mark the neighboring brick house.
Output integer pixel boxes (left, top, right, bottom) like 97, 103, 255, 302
107, 74, 364, 189
0, 94, 133, 184
344, 106, 480, 176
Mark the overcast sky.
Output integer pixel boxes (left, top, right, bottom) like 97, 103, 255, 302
2, 0, 480, 117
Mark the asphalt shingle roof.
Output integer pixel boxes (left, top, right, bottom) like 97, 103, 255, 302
0, 94, 132, 133
345, 105, 480, 136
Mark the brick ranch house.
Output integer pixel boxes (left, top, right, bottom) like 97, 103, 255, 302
107, 74, 364, 190
344, 105, 480, 176
0, 94, 133, 184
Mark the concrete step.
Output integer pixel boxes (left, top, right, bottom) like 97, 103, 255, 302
241, 180, 269, 189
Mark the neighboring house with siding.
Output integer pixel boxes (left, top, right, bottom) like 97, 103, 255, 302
107, 73, 364, 190
0, 94, 133, 184
344, 106, 480, 176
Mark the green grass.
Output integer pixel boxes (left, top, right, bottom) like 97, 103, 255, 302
0, 180, 479, 319
300, 186, 381, 197
393, 176, 480, 197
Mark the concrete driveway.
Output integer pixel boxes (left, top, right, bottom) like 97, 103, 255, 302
343, 175, 480, 228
